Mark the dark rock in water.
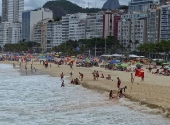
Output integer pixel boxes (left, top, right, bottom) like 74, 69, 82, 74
102, 0, 120, 10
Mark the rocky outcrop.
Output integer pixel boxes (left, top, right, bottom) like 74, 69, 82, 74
102, 0, 120, 10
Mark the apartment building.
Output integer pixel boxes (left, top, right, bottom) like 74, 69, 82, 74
160, 5, 170, 40
147, 8, 160, 43
11, 23, 22, 44
128, 0, 155, 14
0, 22, 22, 47
2, 0, 24, 22
68, 13, 87, 41
22, 8, 53, 42
62, 14, 70, 43
33, 18, 52, 52
46, 21, 62, 47
118, 13, 147, 51
86, 12, 103, 39
103, 10, 126, 38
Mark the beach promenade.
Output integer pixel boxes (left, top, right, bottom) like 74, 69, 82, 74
1, 61, 170, 116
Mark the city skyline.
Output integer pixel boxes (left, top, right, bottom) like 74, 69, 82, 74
0, 0, 129, 15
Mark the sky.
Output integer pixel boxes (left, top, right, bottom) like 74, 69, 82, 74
0, 0, 129, 15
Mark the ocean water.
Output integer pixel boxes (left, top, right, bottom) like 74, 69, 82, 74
0, 64, 170, 125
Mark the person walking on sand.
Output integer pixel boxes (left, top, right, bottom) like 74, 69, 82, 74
131, 73, 134, 83
79, 72, 84, 81
70, 72, 73, 77
96, 71, 99, 81
109, 90, 114, 99
70, 63, 73, 69
60, 72, 64, 79
117, 77, 121, 89
92, 71, 96, 81
61, 80, 65, 87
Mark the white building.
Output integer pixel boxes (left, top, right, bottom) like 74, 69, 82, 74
62, 14, 70, 43
33, 19, 62, 52
160, 5, 170, 40
47, 21, 62, 47
128, 0, 155, 14
2, 0, 24, 22
22, 8, 53, 42
11, 23, 22, 44
0, 22, 22, 47
147, 8, 160, 43
118, 20, 131, 49
68, 13, 87, 41
0, 22, 11, 46
86, 12, 103, 39
33, 18, 52, 52
118, 13, 147, 51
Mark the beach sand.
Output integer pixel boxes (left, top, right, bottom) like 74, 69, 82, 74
1, 61, 170, 116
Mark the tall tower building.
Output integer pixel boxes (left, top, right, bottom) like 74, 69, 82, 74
2, 0, 24, 22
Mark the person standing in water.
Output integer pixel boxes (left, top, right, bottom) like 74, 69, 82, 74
25, 65, 27, 74
61, 80, 65, 87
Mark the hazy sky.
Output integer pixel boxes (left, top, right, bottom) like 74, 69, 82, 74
0, 0, 129, 15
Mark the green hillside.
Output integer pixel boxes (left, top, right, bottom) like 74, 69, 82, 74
43, 0, 104, 18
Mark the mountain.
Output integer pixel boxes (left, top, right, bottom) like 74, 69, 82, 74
102, 0, 120, 10
43, 0, 104, 19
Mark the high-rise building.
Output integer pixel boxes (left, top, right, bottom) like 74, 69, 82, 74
0, 22, 22, 47
68, 13, 87, 41
62, 14, 71, 43
118, 13, 148, 51
103, 10, 125, 38
86, 12, 103, 39
147, 8, 160, 43
128, 0, 155, 14
2, 0, 24, 22
160, 5, 170, 40
22, 8, 53, 42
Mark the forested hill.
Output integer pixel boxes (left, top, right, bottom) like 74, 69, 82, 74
43, 0, 104, 19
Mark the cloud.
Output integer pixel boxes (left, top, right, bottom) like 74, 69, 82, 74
0, 0, 129, 15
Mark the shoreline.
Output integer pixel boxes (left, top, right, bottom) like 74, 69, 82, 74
1, 61, 170, 117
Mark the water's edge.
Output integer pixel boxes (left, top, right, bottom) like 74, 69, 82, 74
81, 82, 170, 118
5, 63, 170, 118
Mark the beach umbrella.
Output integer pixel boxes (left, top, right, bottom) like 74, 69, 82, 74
121, 64, 128, 68
109, 60, 117, 64
164, 66, 170, 69
162, 63, 169, 65
105, 63, 109, 65
136, 62, 142, 65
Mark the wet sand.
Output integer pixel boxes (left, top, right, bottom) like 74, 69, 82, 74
1, 61, 170, 117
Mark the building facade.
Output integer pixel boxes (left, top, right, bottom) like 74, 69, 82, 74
86, 12, 103, 39
62, 14, 70, 43
22, 8, 53, 42
160, 5, 170, 40
33, 18, 52, 52
68, 13, 87, 41
46, 21, 62, 47
128, 0, 155, 14
0, 22, 22, 47
11, 23, 22, 44
118, 13, 148, 51
147, 8, 160, 43
2, 0, 24, 22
